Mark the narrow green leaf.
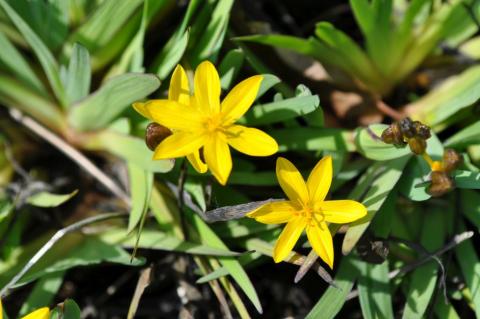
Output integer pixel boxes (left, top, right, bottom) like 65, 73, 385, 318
66, 43, 91, 106
0, 0, 66, 106
219, 48, 245, 90
19, 271, 65, 317
127, 163, 153, 233
61, 299, 81, 319
155, 30, 189, 80
402, 209, 446, 319
26, 190, 78, 208
445, 120, 480, 147
306, 255, 360, 319
358, 261, 394, 319
68, 73, 160, 131
453, 170, 480, 189
269, 128, 355, 152
256, 74, 281, 98
188, 210, 263, 313
342, 156, 409, 254
0, 31, 45, 94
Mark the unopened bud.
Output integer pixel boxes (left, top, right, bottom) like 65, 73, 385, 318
442, 149, 462, 173
381, 123, 405, 146
408, 137, 427, 155
399, 117, 416, 138
428, 171, 455, 197
145, 122, 172, 151
413, 121, 431, 140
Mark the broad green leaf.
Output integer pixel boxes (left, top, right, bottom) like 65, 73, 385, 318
358, 261, 394, 319
434, 299, 461, 319
270, 128, 355, 152
0, 0, 66, 107
19, 271, 65, 317
355, 124, 411, 161
402, 209, 446, 319
238, 94, 320, 126
26, 190, 78, 208
407, 65, 480, 127
127, 163, 153, 233
85, 130, 174, 173
306, 255, 360, 319
188, 209, 263, 313
0, 31, 45, 94
461, 190, 480, 228
68, 73, 160, 131
342, 156, 409, 254
445, 120, 480, 148
65, 43, 91, 105
155, 29, 189, 80
219, 48, 245, 90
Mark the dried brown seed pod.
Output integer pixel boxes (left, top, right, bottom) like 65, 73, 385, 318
428, 171, 455, 197
442, 149, 462, 173
145, 122, 172, 151
399, 117, 416, 138
407, 137, 427, 155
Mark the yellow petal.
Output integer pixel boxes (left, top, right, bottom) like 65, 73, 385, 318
169, 64, 190, 105
186, 150, 208, 173
145, 100, 203, 131
276, 157, 309, 205
306, 220, 334, 269
221, 75, 263, 124
226, 125, 278, 156
132, 102, 152, 120
246, 200, 298, 224
319, 200, 367, 224
0, 299, 3, 319
203, 135, 232, 185
153, 132, 206, 159
21, 307, 50, 319
194, 61, 221, 114
273, 216, 307, 263
307, 156, 332, 204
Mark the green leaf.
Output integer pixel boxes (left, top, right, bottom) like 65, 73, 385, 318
68, 73, 160, 131
19, 271, 65, 317
270, 128, 355, 152
61, 299, 81, 319
65, 43, 91, 106
355, 124, 411, 161
238, 94, 320, 126
188, 0, 234, 65
407, 65, 480, 127
85, 130, 174, 173
402, 209, 446, 319
445, 120, 480, 148
0, 0, 66, 107
306, 255, 360, 319
127, 163, 153, 233
188, 209, 263, 314
0, 31, 45, 94
256, 74, 281, 99
452, 170, 480, 189
219, 48, 245, 90
357, 261, 394, 319
26, 190, 78, 208
342, 156, 409, 254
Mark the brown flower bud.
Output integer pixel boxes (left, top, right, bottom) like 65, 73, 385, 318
442, 149, 462, 173
413, 121, 431, 140
145, 122, 172, 151
381, 123, 405, 146
399, 117, 416, 138
408, 137, 427, 155
428, 171, 455, 197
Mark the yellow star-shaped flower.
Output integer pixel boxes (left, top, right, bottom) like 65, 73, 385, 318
247, 156, 367, 268
133, 61, 278, 185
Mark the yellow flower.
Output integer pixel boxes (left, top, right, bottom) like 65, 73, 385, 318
133, 61, 278, 185
21, 307, 50, 319
0, 299, 50, 319
247, 156, 367, 268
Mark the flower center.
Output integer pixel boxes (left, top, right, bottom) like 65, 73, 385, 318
204, 115, 223, 133
299, 202, 324, 226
